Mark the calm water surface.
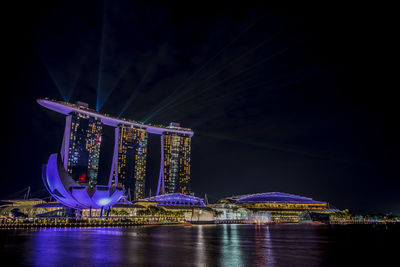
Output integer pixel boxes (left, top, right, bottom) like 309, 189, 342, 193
1, 224, 399, 266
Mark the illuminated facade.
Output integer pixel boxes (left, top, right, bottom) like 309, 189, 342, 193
218, 192, 329, 210
141, 193, 205, 207
37, 99, 194, 209
66, 112, 102, 186
42, 153, 124, 209
158, 132, 191, 195
215, 192, 338, 223
117, 126, 148, 200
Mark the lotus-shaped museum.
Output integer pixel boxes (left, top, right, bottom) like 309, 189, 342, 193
42, 153, 124, 209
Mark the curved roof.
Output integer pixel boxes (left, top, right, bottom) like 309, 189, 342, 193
232, 192, 324, 204
37, 98, 194, 136
144, 193, 205, 207
43, 153, 124, 209
34, 202, 65, 208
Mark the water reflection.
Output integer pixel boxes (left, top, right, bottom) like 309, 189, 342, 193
195, 225, 206, 266
2, 224, 387, 266
30, 227, 126, 266
265, 226, 275, 266
220, 224, 243, 266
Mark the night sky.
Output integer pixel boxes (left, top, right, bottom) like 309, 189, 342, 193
1, 1, 398, 214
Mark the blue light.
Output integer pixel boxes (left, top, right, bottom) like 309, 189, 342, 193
43, 153, 124, 209
98, 198, 111, 206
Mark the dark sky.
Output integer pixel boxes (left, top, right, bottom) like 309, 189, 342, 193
1, 1, 398, 214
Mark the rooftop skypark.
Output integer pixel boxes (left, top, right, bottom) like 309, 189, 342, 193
37, 98, 194, 136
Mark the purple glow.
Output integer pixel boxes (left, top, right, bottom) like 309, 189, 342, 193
234, 192, 324, 204
98, 198, 111, 206
71, 187, 94, 207
61, 115, 71, 170
43, 153, 124, 209
145, 193, 206, 207
37, 99, 194, 137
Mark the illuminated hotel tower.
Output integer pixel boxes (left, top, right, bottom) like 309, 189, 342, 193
116, 126, 148, 200
157, 125, 191, 195
65, 112, 102, 186
38, 99, 194, 200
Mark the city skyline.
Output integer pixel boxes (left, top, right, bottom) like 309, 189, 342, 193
1, 2, 398, 215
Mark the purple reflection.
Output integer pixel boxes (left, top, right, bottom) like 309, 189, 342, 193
29, 228, 124, 266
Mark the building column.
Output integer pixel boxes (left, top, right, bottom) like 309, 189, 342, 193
60, 115, 71, 170
156, 134, 165, 195
108, 127, 120, 187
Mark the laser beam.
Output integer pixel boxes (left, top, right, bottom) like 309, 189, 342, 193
66, 52, 89, 102
144, 29, 285, 122
118, 67, 152, 119
159, 46, 289, 116
39, 57, 67, 102
99, 63, 132, 111
198, 131, 362, 165
96, 0, 107, 111
143, 18, 262, 122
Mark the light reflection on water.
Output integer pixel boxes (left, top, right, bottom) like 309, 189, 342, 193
1, 224, 398, 266
252, 224, 276, 266
221, 224, 243, 266
195, 225, 206, 266
265, 226, 275, 266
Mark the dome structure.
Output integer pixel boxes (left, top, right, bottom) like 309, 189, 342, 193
144, 193, 205, 207
42, 153, 124, 209
230, 192, 324, 204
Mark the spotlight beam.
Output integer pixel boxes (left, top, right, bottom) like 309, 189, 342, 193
96, 0, 107, 111
66, 52, 89, 102
185, 78, 302, 128
159, 46, 289, 116
142, 18, 262, 122
157, 74, 260, 119
198, 131, 362, 165
118, 67, 152, 119
160, 77, 282, 124
39, 57, 67, 102
99, 63, 132, 111
162, 70, 316, 128
143, 30, 284, 123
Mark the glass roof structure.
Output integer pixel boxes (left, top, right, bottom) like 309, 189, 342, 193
143, 193, 206, 207
228, 192, 324, 204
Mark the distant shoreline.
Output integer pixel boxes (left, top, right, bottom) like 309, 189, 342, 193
1, 220, 399, 230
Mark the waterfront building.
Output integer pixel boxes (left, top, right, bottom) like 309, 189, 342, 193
213, 192, 340, 223
158, 129, 192, 195
137, 193, 213, 223
66, 112, 102, 186
0, 199, 70, 218
42, 153, 124, 210
139, 193, 205, 207
117, 126, 148, 200
37, 98, 194, 210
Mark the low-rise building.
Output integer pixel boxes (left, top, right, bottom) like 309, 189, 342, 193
214, 192, 340, 223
